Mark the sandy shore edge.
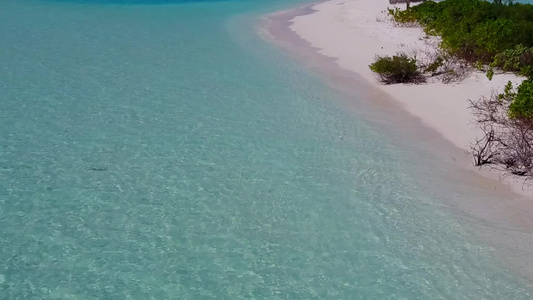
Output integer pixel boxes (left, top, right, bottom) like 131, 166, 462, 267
260, 0, 533, 197
260, 0, 533, 282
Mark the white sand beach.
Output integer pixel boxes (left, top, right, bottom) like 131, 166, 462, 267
288, 0, 524, 150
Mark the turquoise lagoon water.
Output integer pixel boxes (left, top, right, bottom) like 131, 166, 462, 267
1, 0, 533, 298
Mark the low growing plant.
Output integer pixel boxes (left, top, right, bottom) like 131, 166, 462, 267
369, 53, 425, 84
491, 45, 533, 76
387, 7, 417, 25
509, 80, 533, 119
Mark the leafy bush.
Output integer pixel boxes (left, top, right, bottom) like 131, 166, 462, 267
396, 0, 533, 63
471, 18, 519, 60
490, 45, 533, 76
388, 7, 417, 24
509, 80, 533, 119
369, 54, 425, 84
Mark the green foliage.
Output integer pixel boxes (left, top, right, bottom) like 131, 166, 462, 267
486, 69, 494, 81
505, 80, 515, 95
425, 56, 444, 74
509, 80, 533, 119
498, 80, 516, 101
490, 45, 533, 76
476, 60, 484, 71
400, 0, 533, 62
393, 0, 533, 120
369, 54, 424, 84
388, 7, 417, 24
471, 19, 519, 59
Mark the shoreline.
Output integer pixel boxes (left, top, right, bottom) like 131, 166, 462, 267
260, 0, 533, 283
261, 0, 533, 196
289, 0, 524, 150
260, 0, 533, 197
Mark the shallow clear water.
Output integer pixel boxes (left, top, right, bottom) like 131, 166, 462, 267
1, 0, 532, 298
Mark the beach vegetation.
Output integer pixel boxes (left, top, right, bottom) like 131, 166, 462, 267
490, 45, 533, 77
509, 80, 533, 119
390, 0, 533, 63
486, 69, 494, 81
388, 7, 417, 25
387, 0, 533, 178
470, 86, 533, 177
424, 56, 444, 74
369, 53, 425, 84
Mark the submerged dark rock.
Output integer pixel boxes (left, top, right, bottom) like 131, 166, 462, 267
90, 167, 108, 171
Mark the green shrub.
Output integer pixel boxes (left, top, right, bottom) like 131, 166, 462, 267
486, 69, 494, 80
471, 19, 519, 59
509, 80, 533, 119
388, 7, 417, 24
384, 0, 533, 121
498, 81, 516, 101
491, 45, 533, 76
399, 0, 533, 63
410, 0, 441, 28
369, 54, 425, 84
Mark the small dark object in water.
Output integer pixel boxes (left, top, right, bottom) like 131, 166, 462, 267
90, 167, 108, 171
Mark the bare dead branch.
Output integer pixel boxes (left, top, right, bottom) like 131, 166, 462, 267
468, 91, 533, 180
